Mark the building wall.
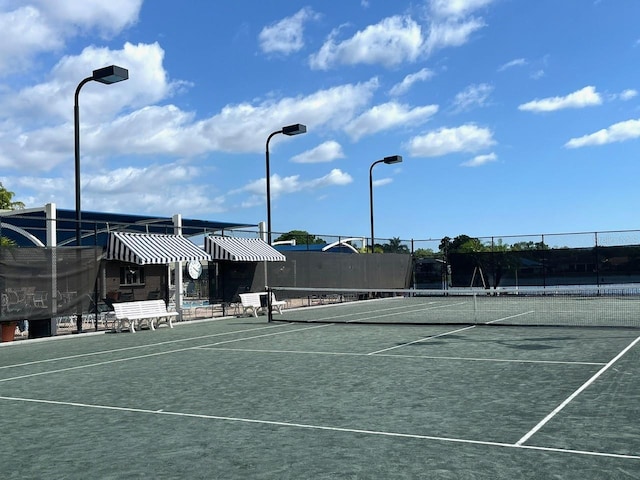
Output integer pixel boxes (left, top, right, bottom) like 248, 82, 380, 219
103, 261, 168, 302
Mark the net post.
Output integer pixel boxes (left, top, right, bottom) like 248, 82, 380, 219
265, 286, 273, 323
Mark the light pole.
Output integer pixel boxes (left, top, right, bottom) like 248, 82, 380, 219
265, 123, 307, 244
369, 155, 402, 253
74, 65, 128, 332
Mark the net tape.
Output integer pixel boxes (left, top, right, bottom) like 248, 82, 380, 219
267, 285, 640, 328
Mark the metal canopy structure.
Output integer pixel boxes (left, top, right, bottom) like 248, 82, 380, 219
106, 232, 212, 265
205, 235, 286, 262
0, 204, 254, 247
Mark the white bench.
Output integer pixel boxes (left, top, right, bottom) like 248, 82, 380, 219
270, 293, 287, 314
112, 300, 179, 333
239, 292, 287, 317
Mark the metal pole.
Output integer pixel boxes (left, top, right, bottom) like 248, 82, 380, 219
265, 130, 282, 245
73, 76, 93, 333
369, 159, 383, 253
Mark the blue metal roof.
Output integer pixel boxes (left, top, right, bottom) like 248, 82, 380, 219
0, 207, 255, 247
274, 243, 356, 253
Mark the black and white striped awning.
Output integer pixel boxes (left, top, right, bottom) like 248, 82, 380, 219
204, 236, 286, 262
106, 232, 211, 265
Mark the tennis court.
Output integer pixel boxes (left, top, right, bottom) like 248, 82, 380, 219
1, 309, 639, 478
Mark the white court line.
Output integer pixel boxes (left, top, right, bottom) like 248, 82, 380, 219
0, 323, 292, 371
366, 325, 477, 355
0, 324, 332, 384
516, 335, 640, 446
307, 301, 468, 323
486, 311, 536, 324
194, 323, 332, 349
199, 347, 607, 366
0, 394, 637, 460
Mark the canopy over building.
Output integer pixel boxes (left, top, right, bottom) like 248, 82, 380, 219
0, 203, 254, 247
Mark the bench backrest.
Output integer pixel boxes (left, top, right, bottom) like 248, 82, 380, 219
239, 292, 263, 307
113, 300, 168, 318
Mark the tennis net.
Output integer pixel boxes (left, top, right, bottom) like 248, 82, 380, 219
267, 285, 640, 328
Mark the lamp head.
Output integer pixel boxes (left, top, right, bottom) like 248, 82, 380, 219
282, 124, 307, 136
383, 155, 403, 165
92, 65, 129, 85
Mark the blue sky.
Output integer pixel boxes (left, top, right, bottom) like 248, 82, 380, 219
1, 0, 639, 243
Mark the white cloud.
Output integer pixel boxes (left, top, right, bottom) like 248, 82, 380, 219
307, 169, 353, 188
430, 0, 496, 19
565, 118, 640, 148
310, 16, 424, 69
620, 89, 638, 101
309, 1, 494, 70
236, 169, 353, 200
461, 152, 497, 167
424, 17, 486, 54
291, 141, 345, 163
518, 86, 603, 113
0, 66, 380, 171
407, 124, 496, 157
0, 42, 187, 170
86, 164, 199, 194
345, 102, 439, 141
425, 0, 493, 54
530, 69, 545, 80
0, 1, 142, 74
498, 58, 527, 72
4, 42, 177, 124
373, 177, 393, 187
259, 7, 320, 55
389, 68, 435, 96
196, 78, 379, 153
452, 83, 493, 112
36, 0, 142, 34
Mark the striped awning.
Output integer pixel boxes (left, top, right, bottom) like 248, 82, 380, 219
204, 236, 286, 262
106, 232, 211, 265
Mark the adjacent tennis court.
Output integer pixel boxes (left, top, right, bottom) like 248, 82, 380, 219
1, 310, 638, 478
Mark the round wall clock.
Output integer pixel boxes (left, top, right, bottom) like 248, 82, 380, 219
187, 260, 203, 279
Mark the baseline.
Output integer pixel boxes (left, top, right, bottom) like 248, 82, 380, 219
1, 394, 637, 461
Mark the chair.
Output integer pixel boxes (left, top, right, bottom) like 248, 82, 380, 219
33, 291, 48, 308
2, 292, 22, 314
6, 289, 24, 306
56, 316, 76, 329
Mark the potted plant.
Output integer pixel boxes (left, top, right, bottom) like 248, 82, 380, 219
1, 321, 17, 342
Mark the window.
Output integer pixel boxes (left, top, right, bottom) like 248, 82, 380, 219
119, 266, 145, 286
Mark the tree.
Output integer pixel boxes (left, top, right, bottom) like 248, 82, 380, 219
274, 230, 325, 245
381, 237, 410, 254
413, 248, 436, 258
0, 183, 24, 246
510, 240, 549, 251
0, 183, 25, 210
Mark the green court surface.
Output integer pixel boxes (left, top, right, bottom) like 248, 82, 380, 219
0, 317, 638, 479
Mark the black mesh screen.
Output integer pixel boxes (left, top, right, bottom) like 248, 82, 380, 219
0, 246, 103, 322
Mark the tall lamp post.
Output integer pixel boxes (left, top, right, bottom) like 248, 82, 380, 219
369, 155, 402, 253
74, 65, 128, 332
265, 123, 307, 244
